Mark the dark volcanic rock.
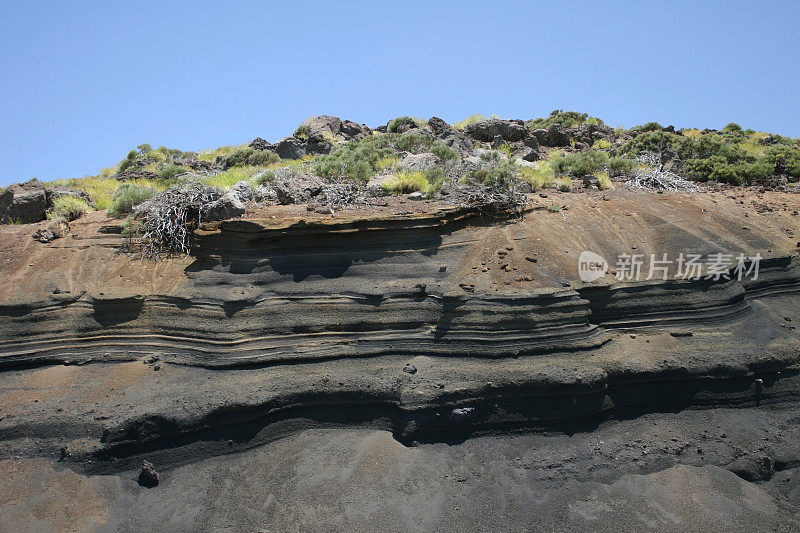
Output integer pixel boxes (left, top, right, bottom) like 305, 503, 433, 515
514, 146, 540, 162
275, 137, 332, 160
249, 137, 274, 151
231, 181, 255, 203
302, 115, 342, 137
116, 168, 162, 182
532, 125, 571, 147
403, 363, 417, 374
1, 179, 91, 224
438, 130, 473, 154
0, 179, 50, 224
138, 460, 160, 488
427, 116, 451, 135
464, 119, 528, 142
728, 455, 776, 482
340, 120, 371, 140
203, 193, 245, 221
388, 116, 419, 134
273, 171, 323, 204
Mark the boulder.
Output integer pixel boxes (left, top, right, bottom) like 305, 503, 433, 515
0, 179, 50, 224
203, 193, 245, 221
365, 174, 395, 196
254, 185, 278, 203
388, 117, 418, 134
532, 125, 570, 147
231, 181, 255, 202
513, 146, 540, 162
32, 218, 70, 243
522, 134, 540, 150
249, 137, 274, 151
138, 460, 159, 488
1, 180, 92, 224
340, 120, 371, 140
464, 119, 528, 142
274, 137, 307, 159
274, 136, 332, 159
408, 192, 424, 201
273, 171, 324, 204
301, 115, 342, 137
399, 153, 440, 172
427, 116, 451, 135
438, 131, 474, 154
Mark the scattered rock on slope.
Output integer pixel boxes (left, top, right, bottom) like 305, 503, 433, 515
32, 218, 70, 243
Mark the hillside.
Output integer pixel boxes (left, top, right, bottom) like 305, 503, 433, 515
1, 111, 799, 531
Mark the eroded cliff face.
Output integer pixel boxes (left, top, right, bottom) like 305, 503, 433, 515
1, 189, 798, 369
1, 188, 799, 530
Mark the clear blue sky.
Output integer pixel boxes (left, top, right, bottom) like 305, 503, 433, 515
1, 1, 798, 186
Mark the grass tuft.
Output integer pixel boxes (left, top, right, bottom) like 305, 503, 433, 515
381, 171, 430, 194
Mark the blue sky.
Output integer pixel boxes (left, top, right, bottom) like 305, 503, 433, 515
1, 1, 798, 186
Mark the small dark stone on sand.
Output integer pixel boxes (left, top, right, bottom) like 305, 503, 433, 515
403, 364, 417, 374
138, 460, 159, 488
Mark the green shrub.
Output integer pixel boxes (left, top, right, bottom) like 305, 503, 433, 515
556, 178, 573, 192
294, 124, 311, 139
121, 216, 144, 236
721, 123, 743, 134
108, 183, 157, 217
551, 150, 608, 177
395, 132, 433, 153
632, 122, 664, 132
423, 167, 447, 197
202, 166, 265, 189
48, 196, 92, 221
158, 163, 186, 180
528, 110, 605, 129
117, 150, 140, 173
519, 164, 555, 191
430, 142, 459, 162
596, 172, 613, 190
592, 138, 612, 150
764, 145, 800, 179
255, 170, 276, 186
387, 116, 413, 133
622, 131, 692, 159
223, 147, 280, 168
606, 156, 637, 177
464, 159, 518, 189
313, 135, 395, 181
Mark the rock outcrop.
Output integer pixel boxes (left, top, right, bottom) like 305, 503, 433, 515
0, 179, 91, 224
